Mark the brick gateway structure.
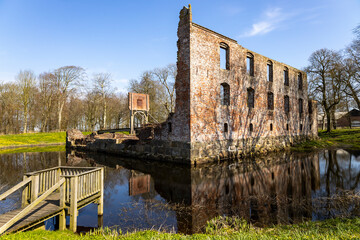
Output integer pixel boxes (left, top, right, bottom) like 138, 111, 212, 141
67, 5, 317, 165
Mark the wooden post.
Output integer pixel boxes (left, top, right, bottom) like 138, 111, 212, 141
98, 168, 104, 216
69, 176, 78, 232
30, 175, 39, 203
59, 177, 66, 231
21, 176, 29, 207
97, 215, 103, 228
130, 110, 134, 134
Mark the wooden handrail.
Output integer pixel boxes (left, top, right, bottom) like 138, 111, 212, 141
0, 178, 32, 201
60, 166, 98, 169
25, 167, 60, 176
60, 168, 102, 177
25, 167, 98, 176
0, 178, 65, 235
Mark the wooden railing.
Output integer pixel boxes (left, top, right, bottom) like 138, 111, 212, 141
22, 167, 103, 205
0, 166, 104, 234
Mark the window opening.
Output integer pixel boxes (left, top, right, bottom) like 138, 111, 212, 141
250, 123, 253, 132
168, 122, 172, 133
284, 67, 289, 86
137, 99, 143, 109
270, 123, 273, 131
220, 83, 230, 106
267, 61, 273, 82
286, 123, 289, 131
247, 88, 255, 108
298, 73, 303, 90
247, 53, 254, 76
224, 123, 228, 133
284, 95, 290, 113
299, 98, 303, 115
308, 101, 313, 114
220, 43, 229, 70
268, 92, 274, 110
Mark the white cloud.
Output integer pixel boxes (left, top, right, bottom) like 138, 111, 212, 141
247, 21, 274, 36
241, 7, 287, 37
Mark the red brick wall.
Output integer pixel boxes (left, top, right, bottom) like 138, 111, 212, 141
155, 5, 317, 155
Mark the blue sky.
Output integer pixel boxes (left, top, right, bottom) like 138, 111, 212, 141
0, 0, 359, 92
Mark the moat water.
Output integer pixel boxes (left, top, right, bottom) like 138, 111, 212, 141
1, 148, 360, 234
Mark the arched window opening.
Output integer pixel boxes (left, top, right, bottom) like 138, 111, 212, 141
250, 123, 253, 132
284, 95, 290, 113
220, 83, 230, 106
298, 73, 303, 90
270, 123, 273, 131
247, 52, 254, 76
284, 67, 289, 86
268, 92, 274, 110
247, 88, 255, 108
224, 123, 228, 133
267, 61, 273, 82
220, 42, 230, 70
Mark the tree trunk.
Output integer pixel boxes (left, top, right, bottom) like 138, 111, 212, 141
103, 99, 107, 129
326, 109, 332, 132
23, 107, 27, 134
58, 101, 65, 131
331, 108, 336, 130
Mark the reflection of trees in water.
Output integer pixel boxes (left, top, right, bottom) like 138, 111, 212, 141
67, 150, 323, 234
313, 149, 360, 219
0, 151, 66, 214
4, 149, 360, 233
0, 152, 66, 191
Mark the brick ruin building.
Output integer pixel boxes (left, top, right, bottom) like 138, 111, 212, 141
153, 5, 318, 162
67, 5, 318, 165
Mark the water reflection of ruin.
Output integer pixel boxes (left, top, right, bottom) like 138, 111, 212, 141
66, 150, 320, 233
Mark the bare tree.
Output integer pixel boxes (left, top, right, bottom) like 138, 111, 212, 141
38, 72, 57, 132
344, 25, 360, 110
0, 83, 21, 134
152, 64, 176, 114
16, 70, 36, 133
53, 66, 84, 131
306, 49, 343, 132
93, 73, 112, 129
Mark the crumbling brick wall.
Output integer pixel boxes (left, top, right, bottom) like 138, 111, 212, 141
155, 5, 317, 156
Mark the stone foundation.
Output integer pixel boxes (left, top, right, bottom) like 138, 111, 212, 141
66, 131, 316, 165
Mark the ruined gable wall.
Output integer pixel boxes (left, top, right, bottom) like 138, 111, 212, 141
154, 6, 192, 142
189, 23, 316, 144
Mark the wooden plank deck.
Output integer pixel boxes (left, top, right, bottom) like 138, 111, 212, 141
0, 193, 63, 233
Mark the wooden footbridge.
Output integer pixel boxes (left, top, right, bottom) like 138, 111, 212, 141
0, 166, 104, 235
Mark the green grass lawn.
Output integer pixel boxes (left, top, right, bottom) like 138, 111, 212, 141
292, 128, 360, 151
0, 132, 67, 147
1, 217, 360, 239
0, 132, 92, 148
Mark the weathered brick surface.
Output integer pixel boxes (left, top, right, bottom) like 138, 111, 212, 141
154, 5, 318, 163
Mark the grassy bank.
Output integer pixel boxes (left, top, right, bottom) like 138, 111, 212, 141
0, 131, 92, 149
0, 132, 68, 148
0, 131, 129, 149
292, 128, 360, 151
1, 217, 360, 239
